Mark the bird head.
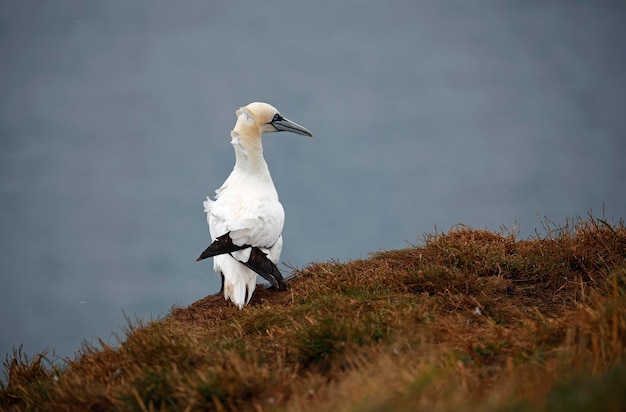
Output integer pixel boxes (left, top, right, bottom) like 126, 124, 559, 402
236, 102, 313, 137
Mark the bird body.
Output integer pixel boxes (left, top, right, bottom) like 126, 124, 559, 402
197, 102, 312, 308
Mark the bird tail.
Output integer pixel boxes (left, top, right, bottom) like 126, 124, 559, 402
216, 255, 257, 309
224, 274, 257, 309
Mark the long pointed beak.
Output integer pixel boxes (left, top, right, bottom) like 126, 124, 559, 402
271, 118, 313, 137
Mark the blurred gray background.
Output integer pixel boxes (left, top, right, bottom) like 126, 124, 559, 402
1, 1, 625, 363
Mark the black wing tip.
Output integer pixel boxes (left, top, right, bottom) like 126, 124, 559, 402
243, 247, 286, 290
195, 249, 213, 262
196, 232, 249, 262
267, 278, 288, 290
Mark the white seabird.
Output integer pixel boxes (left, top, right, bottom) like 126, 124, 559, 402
196, 102, 312, 308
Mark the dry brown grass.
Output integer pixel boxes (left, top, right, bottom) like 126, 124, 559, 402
2, 214, 625, 411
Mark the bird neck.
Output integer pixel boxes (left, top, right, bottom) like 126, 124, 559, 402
230, 129, 270, 174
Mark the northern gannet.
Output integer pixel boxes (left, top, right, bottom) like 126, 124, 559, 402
196, 102, 312, 308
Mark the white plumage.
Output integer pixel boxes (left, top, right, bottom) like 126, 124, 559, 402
196, 102, 312, 308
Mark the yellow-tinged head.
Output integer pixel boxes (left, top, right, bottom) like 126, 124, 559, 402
236, 102, 313, 138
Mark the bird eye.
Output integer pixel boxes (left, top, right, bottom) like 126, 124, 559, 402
272, 114, 282, 122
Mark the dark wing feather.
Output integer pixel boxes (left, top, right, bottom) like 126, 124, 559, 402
242, 247, 286, 289
196, 232, 248, 262
197, 233, 285, 290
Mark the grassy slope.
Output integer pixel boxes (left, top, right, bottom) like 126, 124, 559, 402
2, 216, 625, 411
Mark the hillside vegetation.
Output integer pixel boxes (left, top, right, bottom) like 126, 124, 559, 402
2, 214, 625, 411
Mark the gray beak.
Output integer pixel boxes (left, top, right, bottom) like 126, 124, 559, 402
271, 117, 313, 137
